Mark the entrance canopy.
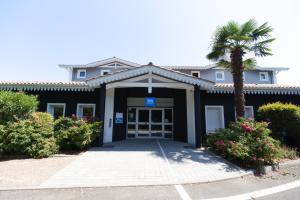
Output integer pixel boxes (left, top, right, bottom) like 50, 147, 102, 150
86, 63, 215, 92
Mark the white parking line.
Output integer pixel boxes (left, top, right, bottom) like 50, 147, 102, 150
202, 180, 300, 200
156, 140, 192, 200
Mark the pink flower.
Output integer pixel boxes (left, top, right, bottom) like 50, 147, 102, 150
214, 140, 225, 146
252, 156, 257, 161
241, 124, 253, 133
228, 141, 235, 145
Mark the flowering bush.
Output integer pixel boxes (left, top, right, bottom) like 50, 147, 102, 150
54, 117, 102, 151
206, 119, 295, 169
0, 112, 58, 158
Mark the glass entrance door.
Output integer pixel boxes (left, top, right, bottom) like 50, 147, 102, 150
127, 107, 173, 139
137, 109, 150, 137
150, 109, 163, 137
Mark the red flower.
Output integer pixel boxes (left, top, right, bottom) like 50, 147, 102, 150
241, 124, 253, 132
214, 140, 225, 146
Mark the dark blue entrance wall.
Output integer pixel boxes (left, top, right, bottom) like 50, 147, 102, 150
113, 88, 187, 142
26, 89, 102, 118
200, 90, 300, 138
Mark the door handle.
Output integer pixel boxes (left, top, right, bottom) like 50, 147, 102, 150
109, 118, 112, 128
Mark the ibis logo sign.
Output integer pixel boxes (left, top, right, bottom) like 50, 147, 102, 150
145, 97, 156, 108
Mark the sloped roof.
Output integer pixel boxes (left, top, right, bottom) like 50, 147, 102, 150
59, 57, 141, 69
163, 64, 289, 71
87, 64, 215, 89
0, 81, 93, 92
211, 84, 300, 95
58, 57, 288, 72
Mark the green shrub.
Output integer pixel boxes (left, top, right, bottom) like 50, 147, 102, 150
0, 125, 5, 154
278, 145, 298, 160
258, 102, 300, 149
54, 117, 102, 151
1, 112, 58, 158
207, 119, 289, 169
0, 91, 38, 124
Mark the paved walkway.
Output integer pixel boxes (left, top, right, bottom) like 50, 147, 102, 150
40, 140, 248, 188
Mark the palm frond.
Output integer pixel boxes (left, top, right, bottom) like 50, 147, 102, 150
251, 45, 273, 57
207, 26, 230, 60
218, 59, 232, 70
240, 19, 257, 35
225, 21, 240, 35
251, 22, 274, 41
251, 38, 275, 57
243, 58, 257, 70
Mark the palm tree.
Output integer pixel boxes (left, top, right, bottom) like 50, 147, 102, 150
207, 19, 275, 118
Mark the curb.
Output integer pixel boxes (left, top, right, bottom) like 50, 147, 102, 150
0, 174, 251, 192
261, 159, 300, 174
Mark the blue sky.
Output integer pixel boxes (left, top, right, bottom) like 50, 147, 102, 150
0, 0, 299, 84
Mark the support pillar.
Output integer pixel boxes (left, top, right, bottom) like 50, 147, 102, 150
194, 85, 202, 148
186, 89, 196, 145
98, 84, 106, 146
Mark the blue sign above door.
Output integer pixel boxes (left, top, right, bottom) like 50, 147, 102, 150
145, 97, 156, 108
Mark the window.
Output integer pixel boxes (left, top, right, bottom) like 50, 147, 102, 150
77, 69, 86, 79
47, 103, 66, 119
101, 70, 110, 76
76, 104, 96, 118
215, 71, 225, 81
259, 72, 269, 81
191, 71, 200, 78
205, 106, 225, 134
245, 106, 254, 119
235, 106, 254, 119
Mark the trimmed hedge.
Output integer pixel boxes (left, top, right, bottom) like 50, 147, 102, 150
258, 102, 300, 149
54, 117, 102, 151
0, 91, 38, 124
0, 112, 58, 158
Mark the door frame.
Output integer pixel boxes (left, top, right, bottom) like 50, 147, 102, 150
126, 106, 173, 139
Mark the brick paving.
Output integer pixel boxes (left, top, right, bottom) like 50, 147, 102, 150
40, 140, 248, 188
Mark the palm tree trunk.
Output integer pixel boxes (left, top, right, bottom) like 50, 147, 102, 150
231, 48, 245, 119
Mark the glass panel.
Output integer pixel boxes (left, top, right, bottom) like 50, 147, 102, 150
164, 109, 172, 123
138, 124, 149, 131
138, 133, 149, 137
164, 133, 172, 138
128, 108, 136, 122
151, 133, 162, 137
53, 106, 64, 119
127, 124, 136, 131
151, 110, 162, 123
151, 125, 162, 131
79, 71, 86, 77
82, 106, 94, 118
138, 110, 149, 122
127, 134, 135, 138
165, 125, 172, 131
192, 72, 199, 77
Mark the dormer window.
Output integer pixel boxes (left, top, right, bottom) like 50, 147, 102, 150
191, 71, 200, 78
101, 69, 110, 76
215, 71, 225, 81
259, 72, 269, 81
77, 69, 86, 79
108, 63, 122, 68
